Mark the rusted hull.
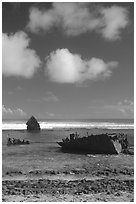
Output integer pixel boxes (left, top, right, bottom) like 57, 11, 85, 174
57, 135, 122, 154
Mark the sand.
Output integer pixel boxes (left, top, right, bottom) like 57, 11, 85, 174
2, 128, 134, 202
2, 172, 134, 202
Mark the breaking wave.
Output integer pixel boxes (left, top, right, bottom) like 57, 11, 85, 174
2, 120, 134, 130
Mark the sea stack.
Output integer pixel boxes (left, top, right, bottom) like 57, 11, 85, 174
26, 116, 41, 132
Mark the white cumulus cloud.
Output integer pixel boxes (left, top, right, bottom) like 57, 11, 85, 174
27, 3, 129, 40
27, 7, 57, 33
45, 48, 118, 84
2, 31, 41, 78
99, 6, 129, 40
2, 105, 27, 119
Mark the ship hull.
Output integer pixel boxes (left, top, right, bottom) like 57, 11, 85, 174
57, 135, 122, 154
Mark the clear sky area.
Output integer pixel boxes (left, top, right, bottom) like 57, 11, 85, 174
2, 2, 134, 120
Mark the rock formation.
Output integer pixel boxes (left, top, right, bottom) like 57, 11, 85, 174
26, 116, 41, 132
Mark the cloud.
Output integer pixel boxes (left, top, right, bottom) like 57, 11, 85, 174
7, 91, 13, 95
38, 112, 62, 119
27, 7, 57, 33
2, 105, 27, 119
99, 6, 129, 40
27, 3, 129, 40
2, 31, 41, 78
116, 100, 134, 114
88, 100, 134, 117
16, 86, 23, 91
45, 112, 55, 117
45, 48, 118, 84
43, 91, 59, 102
103, 100, 134, 115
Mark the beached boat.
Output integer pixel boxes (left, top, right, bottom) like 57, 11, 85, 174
57, 133, 128, 154
7, 138, 30, 146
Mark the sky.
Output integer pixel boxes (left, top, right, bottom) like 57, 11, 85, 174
2, 2, 134, 120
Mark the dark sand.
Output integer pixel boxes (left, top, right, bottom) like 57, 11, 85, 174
2, 128, 134, 202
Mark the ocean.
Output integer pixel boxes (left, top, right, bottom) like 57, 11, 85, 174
2, 118, 134, 130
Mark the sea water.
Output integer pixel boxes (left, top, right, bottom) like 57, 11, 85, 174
2, 118, 134, 130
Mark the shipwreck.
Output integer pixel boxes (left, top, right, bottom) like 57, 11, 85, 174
57, 132, 128, 154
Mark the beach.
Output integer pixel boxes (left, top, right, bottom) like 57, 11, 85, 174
3, 1, 134, 202
2, 127, 134, 202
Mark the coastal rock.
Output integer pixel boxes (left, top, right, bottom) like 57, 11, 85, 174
26, 116, 40, 132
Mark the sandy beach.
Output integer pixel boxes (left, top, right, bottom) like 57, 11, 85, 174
2, 128, 134, 202
3, 1, 134, 201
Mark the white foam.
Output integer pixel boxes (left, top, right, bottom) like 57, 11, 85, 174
2, 121, 134, 130
2, 123, 26, 130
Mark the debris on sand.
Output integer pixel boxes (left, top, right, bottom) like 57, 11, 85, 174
7, 137, 30, 146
